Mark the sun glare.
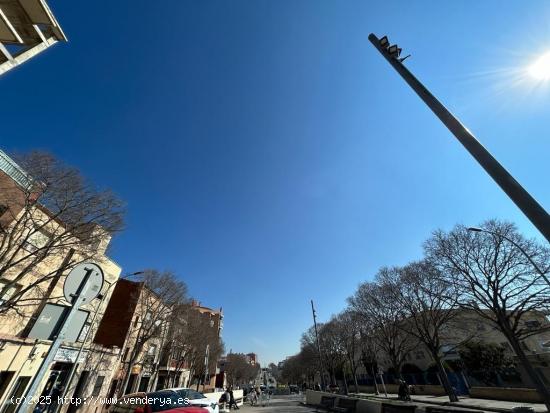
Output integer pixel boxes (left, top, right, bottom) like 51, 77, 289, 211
528, 52, 550, 80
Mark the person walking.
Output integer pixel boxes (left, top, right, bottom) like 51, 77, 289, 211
248, 388, 257, 406
398, 380, 411, 402
223, 388, 232, 411
229, 387, 239, 410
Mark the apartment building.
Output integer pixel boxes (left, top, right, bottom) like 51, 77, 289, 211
93, 279, 169, 398
0, 150, 122, 413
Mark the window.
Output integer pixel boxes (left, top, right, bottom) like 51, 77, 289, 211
148, 345, 157, 356
23, 228, 51, 253
0, 280, 21, 306
77, 323, 90, 342
526, 320, 542, 329
123, 347, 130, 361
441, 344, 456, 355
133, 316, 139, 327
91, 376, 104, 397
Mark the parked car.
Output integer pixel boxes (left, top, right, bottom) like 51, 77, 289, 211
327, 384, 339, 393
289, 385, 300, 394
164, 388, 219, 413
110, 391, 207, 413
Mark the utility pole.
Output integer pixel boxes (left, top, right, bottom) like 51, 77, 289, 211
368, 33, 550, 244
310, 300, 325, 390
203, 344, 210, 391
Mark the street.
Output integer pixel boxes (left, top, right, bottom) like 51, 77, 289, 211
231, 394, 315, 413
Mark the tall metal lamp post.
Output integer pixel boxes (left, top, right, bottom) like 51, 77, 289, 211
368, 33, 550, 244
310, 300, 325, 390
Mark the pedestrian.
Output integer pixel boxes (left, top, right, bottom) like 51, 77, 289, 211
397, 380, 411, 402
224, 388, 231, 411
229, 387, 239, 410
248, 388, 257, 406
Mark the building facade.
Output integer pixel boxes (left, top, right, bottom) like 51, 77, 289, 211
0, 150, 122, 413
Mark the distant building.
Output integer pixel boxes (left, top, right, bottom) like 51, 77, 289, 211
0, 0, 67, 76
94, 279, 168, 397
246, 353, 258, 366
361, 308, 550, 389
190, 300, 223, 336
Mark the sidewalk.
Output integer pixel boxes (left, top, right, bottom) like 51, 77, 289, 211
361, 393, 547, 413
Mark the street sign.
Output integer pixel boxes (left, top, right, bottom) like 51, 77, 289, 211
54, 347, 88, 364
63, 262, 104, 305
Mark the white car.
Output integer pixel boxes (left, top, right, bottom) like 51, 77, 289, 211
165, 388, 219, 413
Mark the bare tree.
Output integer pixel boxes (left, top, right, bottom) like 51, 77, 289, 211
333, 311, 362, 393
319, 320, 348, 388
425, 220, 550, 410
385, 261, 465, 402
0, 151, 124, 315
357, 323, 380, 394
119, 270, 188, 396
224, 353, 258, 387
348, 273, 416, 380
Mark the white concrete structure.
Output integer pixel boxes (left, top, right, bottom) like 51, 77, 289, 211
0, 0, 66, 76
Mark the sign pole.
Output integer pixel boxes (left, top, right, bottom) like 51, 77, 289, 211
15, 265, 100, 413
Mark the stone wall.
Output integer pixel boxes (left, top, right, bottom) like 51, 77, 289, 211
306, 390, 382, 413
469, 387, 543, 403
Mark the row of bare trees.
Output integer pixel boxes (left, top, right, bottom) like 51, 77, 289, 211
223, 353, 260, 387
281, 220, 550, 410
110, 270, 226, 395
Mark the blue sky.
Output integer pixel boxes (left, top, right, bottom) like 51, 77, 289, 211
2, 0, 550, 364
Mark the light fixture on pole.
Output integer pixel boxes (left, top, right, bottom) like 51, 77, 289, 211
467, 227, 550, 286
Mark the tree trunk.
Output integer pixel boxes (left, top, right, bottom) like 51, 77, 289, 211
119, 345, 143, 397
433, 354, 458, 402
349, 357, 359, 393
370, 366, 379, 395
508, 335, 550, 412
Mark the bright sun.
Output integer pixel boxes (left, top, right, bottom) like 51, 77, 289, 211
528, 52, 550, 80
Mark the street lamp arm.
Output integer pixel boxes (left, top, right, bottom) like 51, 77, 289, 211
468, 227, 550, 285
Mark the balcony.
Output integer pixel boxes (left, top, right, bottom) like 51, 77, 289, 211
0, 149, 33, 189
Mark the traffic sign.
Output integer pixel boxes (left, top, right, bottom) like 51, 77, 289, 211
63, 262, 104, 305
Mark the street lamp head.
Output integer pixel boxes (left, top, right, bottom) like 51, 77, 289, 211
388, 44, 402, 58
467, 227, 483, 232
379, 35, 389, 49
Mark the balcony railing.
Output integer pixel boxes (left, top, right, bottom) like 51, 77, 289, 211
0, 149, 33, 189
